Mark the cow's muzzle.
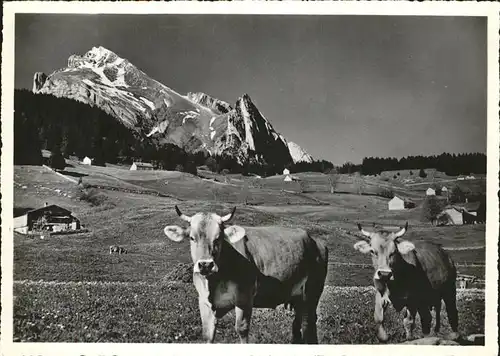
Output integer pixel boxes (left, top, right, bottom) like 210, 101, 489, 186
375, 269, 394, 282
195, 259, 218, 276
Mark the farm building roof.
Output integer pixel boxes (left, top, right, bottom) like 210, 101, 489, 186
132, 162, 154, 168
20, 204, 77, 218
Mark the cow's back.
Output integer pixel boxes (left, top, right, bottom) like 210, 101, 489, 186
401, 241, 456, 290
242, 226, 320, 281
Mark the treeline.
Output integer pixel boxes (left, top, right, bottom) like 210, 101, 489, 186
204, 155, 335, 177
14, 89, 203, 173
359, 153, 486, 176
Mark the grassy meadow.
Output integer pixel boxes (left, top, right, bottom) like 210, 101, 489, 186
12, 162, 487, 343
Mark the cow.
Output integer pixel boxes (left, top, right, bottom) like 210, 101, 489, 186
163, 205, 328, 344
353, 222, 459, 342
109, 245, 127, 254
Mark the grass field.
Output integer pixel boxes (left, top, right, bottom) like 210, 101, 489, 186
14, 281, 484, 344
12, 163, 487, 343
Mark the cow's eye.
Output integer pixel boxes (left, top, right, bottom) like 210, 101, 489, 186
370, 249, 377, 256
189, 235, 195, 241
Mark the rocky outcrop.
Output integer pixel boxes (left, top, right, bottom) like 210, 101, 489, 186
402, 334, 484, 346
32, 72, 47, 92
186, 92, 232, 115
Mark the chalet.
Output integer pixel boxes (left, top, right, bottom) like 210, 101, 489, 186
82, 156, 93, 165
130, 162, 155, 171
426, 187, 436, 196
14, 203, 81, 235
41, 149, 52, 165
388, 196, 405, 210
436, 206, 463, 226
283, 168, 290, 175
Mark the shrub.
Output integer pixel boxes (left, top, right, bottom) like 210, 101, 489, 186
49, 152, 66, 170
76, 187, 114, 208
393, 175, 397, 179
379, 188, 395, 199
419, 168, 427, 178
420, 196, 445, 224
409, 171, 413, 175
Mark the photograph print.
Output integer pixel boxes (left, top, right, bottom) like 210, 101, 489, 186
4, 4, 497, 350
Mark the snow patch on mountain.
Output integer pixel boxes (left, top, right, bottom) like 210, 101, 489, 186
140, 97, 155, 110
288, 141, 313, 163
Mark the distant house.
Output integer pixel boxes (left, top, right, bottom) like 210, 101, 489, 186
14, 203, 81, 235
441, 186, 448, 193
426, 187, 436, 196
388, 196, 405, 210
284, 175, 293, 182
457, 175, 466, 181
465, 175, 476, 180
283, 168, 290, 175
41, 149, 52, 165
437, 206, 463, 226
82, 156, 93, 165
130, 162, 154, 171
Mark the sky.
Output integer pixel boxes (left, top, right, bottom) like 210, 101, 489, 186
15, 14, 487, 165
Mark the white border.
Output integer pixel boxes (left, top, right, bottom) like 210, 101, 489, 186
2, 2, 499, 356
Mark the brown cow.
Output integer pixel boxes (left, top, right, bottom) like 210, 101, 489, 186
164, 205, 328, 343
353, 222, 458, 342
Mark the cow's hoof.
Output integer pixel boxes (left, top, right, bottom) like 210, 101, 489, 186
377, 328, 389, 342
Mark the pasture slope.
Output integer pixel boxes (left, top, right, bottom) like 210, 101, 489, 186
13, 162, 486, 344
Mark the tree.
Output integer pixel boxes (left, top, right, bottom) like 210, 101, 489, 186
450, 186, 466, 203
49, 150, 66, 170
328, 172, 339, 194
419, 169, 427, 178
420, 196, 444, 224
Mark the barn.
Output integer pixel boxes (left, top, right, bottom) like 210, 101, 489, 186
388, 196, 405, 210
284, 175, 293, 182
41, 149, 52, 165
82, 156, 93, 165
130, 162, 154, 171
436, 206, 463, 226
283, 168, 290, 175
14, 203, 81, 234
426, 187, 436, 196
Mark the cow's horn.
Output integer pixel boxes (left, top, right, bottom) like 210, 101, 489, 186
393, 221, 408, 240
357, 223, 372, 240
175, 205, 192, 223
221, 206, 236, 223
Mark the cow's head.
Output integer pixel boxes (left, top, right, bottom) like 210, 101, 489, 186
163, 205, 246, 277
353, 222, 415, 283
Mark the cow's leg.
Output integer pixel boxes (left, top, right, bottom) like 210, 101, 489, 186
291, 300, 304, 344
235, 306, 252, 343
434, 300, 442, 334
443, 288, 459, 340
418, 305, 432, 337
199, 300, 216, 343
374, 291, 390, 342
403, 306, 417, 340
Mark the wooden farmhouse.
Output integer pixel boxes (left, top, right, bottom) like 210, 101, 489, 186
14, 203, 81, 235
388, 196, 405, 210
130, 162, 155, 171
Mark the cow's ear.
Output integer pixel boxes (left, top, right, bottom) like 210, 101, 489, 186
396, 240, 415, 254
354, 240, 372, 254
224, 225, 246, 244
164, 225, 188, 242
